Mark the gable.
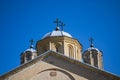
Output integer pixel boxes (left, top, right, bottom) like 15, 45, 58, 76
1, 50, 120, 80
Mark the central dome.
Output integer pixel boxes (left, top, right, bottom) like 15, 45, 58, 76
42, 27, 72, 39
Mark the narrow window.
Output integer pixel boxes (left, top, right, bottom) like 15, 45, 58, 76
56, 47, 59, 52
68, 45, 74, 58
54, 43, 62, 53
26, 51, 32, 61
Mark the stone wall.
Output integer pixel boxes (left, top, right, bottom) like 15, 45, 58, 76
2, 53, 118, 80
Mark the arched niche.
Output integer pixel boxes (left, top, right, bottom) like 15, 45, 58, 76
30, 68, 75, 80
68, 44, 74, 58
52, 42, 62, 53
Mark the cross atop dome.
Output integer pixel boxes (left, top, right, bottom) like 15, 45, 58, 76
60, 22, 65, 31
53, 18, 65, 31
29, 39, 34, 48
89, 37, 94, 48
54, 18, 61, 27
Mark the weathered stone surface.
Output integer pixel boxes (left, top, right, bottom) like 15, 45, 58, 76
1, 51, 119, 80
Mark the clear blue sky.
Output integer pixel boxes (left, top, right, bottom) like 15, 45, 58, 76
0, 0, 120, 76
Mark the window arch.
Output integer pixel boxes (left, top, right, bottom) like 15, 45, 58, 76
55, 46, 59, 52
54, 43, 62, 53
68, 45, 74, 58
26, 51, 32, 61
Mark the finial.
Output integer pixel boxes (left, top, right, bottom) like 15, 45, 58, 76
60, 22, 65, 31
89, 37, 94, 48
55, 27, 60, 31
29, 39, 34, 48
54, 18, 61, 27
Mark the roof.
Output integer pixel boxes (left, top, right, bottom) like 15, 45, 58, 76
24, 48, 37, 53
24, 45, 37, 53
87, 47, 101, 53
1, 50, 120, 79
42, 27, 72, 39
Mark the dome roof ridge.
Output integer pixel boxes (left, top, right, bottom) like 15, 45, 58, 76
42, 29, 72, 39
87, 47, 100, 52
25, 48, 37, 53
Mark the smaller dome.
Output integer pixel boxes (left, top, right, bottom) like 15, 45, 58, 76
25, 48, 37, 53
42, 30, 72, 39
87, 47, 100, 52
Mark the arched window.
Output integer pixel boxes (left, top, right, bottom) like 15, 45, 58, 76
26, 51, 32, 61
55, 46, 59, 52
54, 43, 62, 53
68, 45, 74, 58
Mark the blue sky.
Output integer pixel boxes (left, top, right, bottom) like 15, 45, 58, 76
0, 0, 120, 76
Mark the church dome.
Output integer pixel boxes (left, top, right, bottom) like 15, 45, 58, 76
82, 38, 103, 69
87, 47, 100, 53
25, 48, 37, 53
20, 39, 37, 64
24, 45, 37, 53
42, 27, 72, 39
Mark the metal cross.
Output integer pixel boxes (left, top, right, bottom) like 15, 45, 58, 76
54, 18, 61, 27
89, 37, 94, 47
60, 22, 65, 31
29, 39, 34, 45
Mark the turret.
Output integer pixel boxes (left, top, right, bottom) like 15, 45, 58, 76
82, 38, 103, 69
20, 39, 37, 64
36, 18, 83, 61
